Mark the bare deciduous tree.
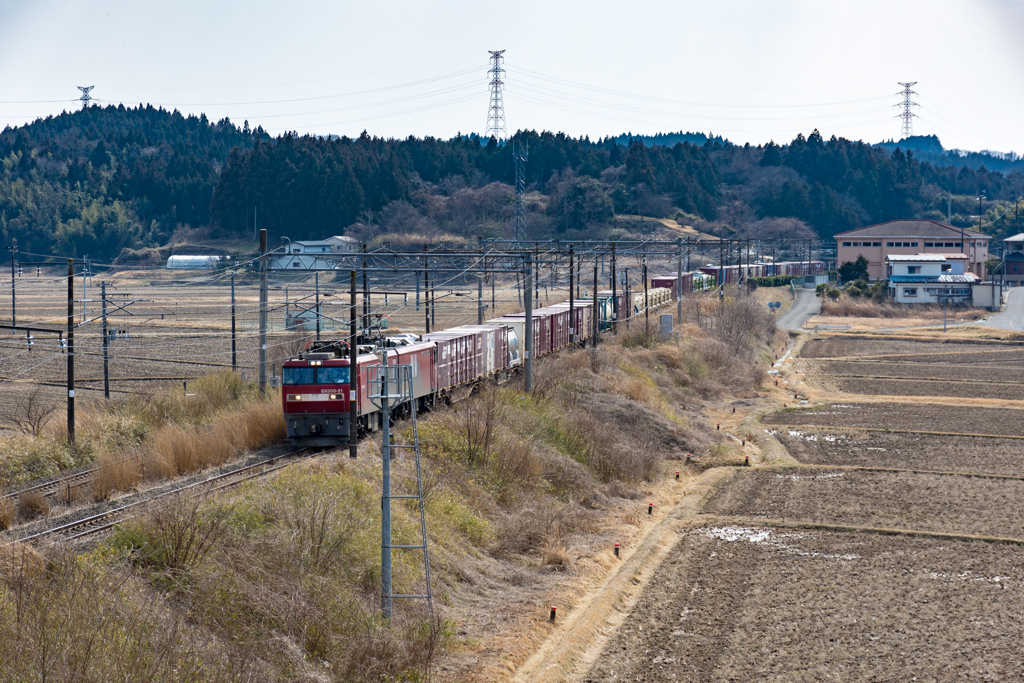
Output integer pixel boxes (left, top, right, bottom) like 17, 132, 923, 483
0, 385, 59, 437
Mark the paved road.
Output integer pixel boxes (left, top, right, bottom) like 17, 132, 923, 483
776, 287, 821, 330
981, 287, 1024, 330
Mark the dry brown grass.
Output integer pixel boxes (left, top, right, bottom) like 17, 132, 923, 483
91, 452, 143, 501
0, 550, 241, 681
17, 490, 49, 521
0, 496, 13, 530
822, 296, 985, 320
89, 397, 286, 499
0, 542, 44, 582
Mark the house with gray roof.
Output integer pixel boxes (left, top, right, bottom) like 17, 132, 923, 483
1002, 233, 1024, 285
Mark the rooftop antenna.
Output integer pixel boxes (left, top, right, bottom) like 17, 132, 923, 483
77, 86, 94, 109
486, 50, 507, 141
896, 81, 918, 140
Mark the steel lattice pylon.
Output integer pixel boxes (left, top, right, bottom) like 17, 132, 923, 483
896, 81, 918, 139
486, 50, 506, 140
77, 86, 94, 110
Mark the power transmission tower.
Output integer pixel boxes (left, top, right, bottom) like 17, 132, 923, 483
486, 50, 507, 140
77, 86, 94, 109
513, 139, 528, 243
896, 81, 918, 139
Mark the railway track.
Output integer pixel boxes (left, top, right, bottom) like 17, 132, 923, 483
7, 447, 308, 547
1, 466, 98, 504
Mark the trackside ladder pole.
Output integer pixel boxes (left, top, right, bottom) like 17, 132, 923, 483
368, 360, 433, 622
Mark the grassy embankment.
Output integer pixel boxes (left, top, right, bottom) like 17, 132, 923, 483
0, 372, 285, 524
0, 290, 781, 682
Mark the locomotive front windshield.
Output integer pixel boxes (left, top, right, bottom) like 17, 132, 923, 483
283, 366, 350, 385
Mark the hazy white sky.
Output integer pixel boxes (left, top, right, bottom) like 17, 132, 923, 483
2, 0, 1022, 152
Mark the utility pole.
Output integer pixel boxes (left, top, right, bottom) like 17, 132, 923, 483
524, 252, 533, 393
349, 270, 358, 459
6, 245, 15, 329
569, 246, 575, 344
719, 239, 725, 289
379, 351, 393, 620
643, 258, 649, 336
514, 139, 529, 244
362, 244, 369, 335
676, 237, 683, 323
101, 281, 110, 399
230, 272, 237, 370
258, 229, 268, 397
315, 271, 321, 341
477, 270, 484, 325
424, 268, 430, 333
592, 263, 599, 347
415, 271, 420, 312
624, 268, 630, 331
534, 248, 540, 309
66, 259, 75, 443
611, 242, 618, 335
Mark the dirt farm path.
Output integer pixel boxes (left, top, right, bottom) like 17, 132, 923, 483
513, 328, 1024, 681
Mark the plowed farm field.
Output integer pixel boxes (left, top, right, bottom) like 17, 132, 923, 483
703, 468, 1024, 539
799, 336, 1024, 362
813, 360, 1024, 384
580, 334, 1024, 681
762, 402, 1024, 436
582, 526, 1024, 682
834, 377, 1024, 400
768, 429, 1024, 477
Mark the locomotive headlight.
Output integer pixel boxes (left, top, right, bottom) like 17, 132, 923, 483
309, 360, 323, 366
329, 394, 339, 400
288, 394, 302, 401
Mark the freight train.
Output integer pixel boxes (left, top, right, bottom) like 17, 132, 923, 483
698, 260, 826, 286
283, 261, 828, 446
282, 285, 676, 447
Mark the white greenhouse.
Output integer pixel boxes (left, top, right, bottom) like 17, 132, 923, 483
166, 255, 221, 270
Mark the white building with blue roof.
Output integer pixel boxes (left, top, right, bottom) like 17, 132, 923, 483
884, 254, 978, 303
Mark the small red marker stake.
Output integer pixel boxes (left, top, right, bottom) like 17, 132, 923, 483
648, 503, 653, 515
732, 406, 736, 414
675, 470, 680, 480
716, 423, 720, 431
744, 454, 750, 467
686, 453, 692, 465
742, 439, 746, 447
550, 606, 557, 623
614, 543, 620, 558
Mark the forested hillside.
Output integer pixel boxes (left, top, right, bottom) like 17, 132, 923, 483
2, 106, 1023, 261
0, 105, 263, 258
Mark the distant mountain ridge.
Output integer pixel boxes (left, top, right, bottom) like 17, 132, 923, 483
875, 134, 1024, 174
615, 130, 1023, 174
607, 131, 729, 148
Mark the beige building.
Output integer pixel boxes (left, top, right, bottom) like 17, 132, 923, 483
835, 220, 991, 281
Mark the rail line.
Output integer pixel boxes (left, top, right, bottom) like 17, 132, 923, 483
9, 448, 309, 546
2, 466, 98, 504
